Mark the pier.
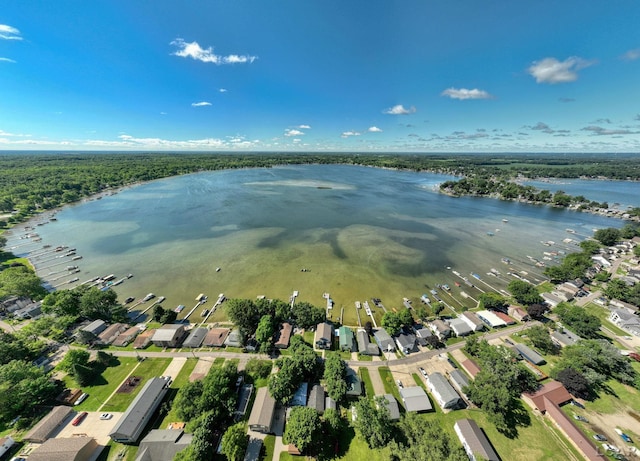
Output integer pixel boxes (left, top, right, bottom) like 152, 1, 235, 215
200, 293, 226, 325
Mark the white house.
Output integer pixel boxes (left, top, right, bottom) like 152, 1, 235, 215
610, 309, 640, 336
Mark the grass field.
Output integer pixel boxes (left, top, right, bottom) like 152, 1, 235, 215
156, 358, 198, 429
377, 367, 402, 408
102, 358, 172, 411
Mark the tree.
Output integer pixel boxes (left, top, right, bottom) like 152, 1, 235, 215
220, 423, 248, 461
579, 239, 601, 254
364, 321, 373, 336
555, 304, 601, 338
556, 368, 592, 400
42, 289, 82, 317
526, 303, 547, 319
76, 329, 98, 345
424, 334, 442, 349
152, 304, 164, 322
226, 299, 259, 336
72, 362, 95, 386
381, 312, 402, 336
594, 227, 621, 246
255, 314, 275, 352
283, 407, 322, 454
391, 412, 468, 461
353, 397, 393, 449
479, 292, 508, 312
244, 358, 272, 379
58, 349, 90, 374
0, 266, 48, 300
526, 325, 558, 355
508, 280, 541, 305
397, 308, 414, 326
323, 352, 347, 402
432, 302, 445, 317
292, 302, 325, 330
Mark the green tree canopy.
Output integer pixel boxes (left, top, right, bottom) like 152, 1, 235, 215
323, 352, 347, 402
555, 303, 601, 338
381, 312, 402, 336
220, 423, 248, 461
0, 265, 47, 300
353, 397, 393, 449
391, 412, 468, 461
478, 292, 508, 312
283, 407, 322, 454
594, 227, 621, 246
507, 280, 541, 306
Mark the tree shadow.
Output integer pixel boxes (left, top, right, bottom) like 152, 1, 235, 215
497, 399, 531, 439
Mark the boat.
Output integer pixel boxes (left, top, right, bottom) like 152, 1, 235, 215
454, 281, 461, 287
471, 273, 481, 280
174, 304, 185, 313
442, 284, 450, 291
501, 257, 511, 264
67, 265, 78, 271
355, 301, 361, 309
157, 296, 166, 303
566, 228, 576, 234
127, 273, 133, 278
72, 255, 82, 260
216, 267, 221, 272
196, 293, 206, 302
502, 218, 509, 223
201, 309, 209, 317
490, 268, 501, 275
142, 293, 155, 302
124, 297, 135, 304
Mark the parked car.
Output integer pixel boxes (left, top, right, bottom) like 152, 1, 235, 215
99, 413, 113, 420
71, 411, 88, 426
629, 352, 640, 362
396, 379, 404, 389
593, 434, 607, 442
602, 443, 620, 453
74, 393, 89, 406
570, 399, 585, 409
573, 414, 588, 422
418, 367, 428, 378
615, 428, 633, 443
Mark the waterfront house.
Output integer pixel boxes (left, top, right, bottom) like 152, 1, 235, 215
224, 329, 243, 348
113, 326, 141, 347
274, 322, 292, 349
314, 323, 333, 349
133, 329, 155, 349
98, 323, 128, 345
182, 327, 208, 348
356, 329, 380, 355
395, 331, 417, 354
13, 301, 42, 319
338, 326, 355, 352
151, 324, 186, 348
81, 319, 107, 336
448, 318, 472, 337
373, 328, 395, 353
203, 327, 230, 347
454, 419, 499, 461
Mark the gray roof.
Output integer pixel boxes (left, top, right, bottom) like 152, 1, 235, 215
152, 324, 184, 342
427, 372, 462, 409
224, 329, 243, 347
82, 319, 107, 334
551, 329, 581, 347
396, 332, 416, 350
379, 394, 400, 420
454, 419, 499, 461
27, 437, 98, 461
182, 327, 208, 348
307, 384, 325, 413
248, 387, 276, 433
325, 396, 336, 412
373, 328, 395, 352
514, 343, 546, 365
135, 429, 193, 461
356, 329, 379, 355
24, 406, 75, 443
449, 369, 470, 391
449, 318, 472, 336
109, 377, 169, 443
399, 386, 433, 412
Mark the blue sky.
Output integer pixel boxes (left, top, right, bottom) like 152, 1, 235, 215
1, 1, 639, 152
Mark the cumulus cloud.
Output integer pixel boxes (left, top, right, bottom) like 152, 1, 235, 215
368, 126, 382, 132
441, 88, 493, 100
621, 48, 640, 61
341, 131, 361, 138
0, 57, 16, 63
298, 124, 311, 129
191, 101, 212, 107
0, 24, 22, 40
383, 104, 416, 115
171, 38, 257, 65
581, 126, 639, 136
219, 88, 227, 93
527, 122, 555, 134
528, 57, 594, 84
284, 129, 304, 137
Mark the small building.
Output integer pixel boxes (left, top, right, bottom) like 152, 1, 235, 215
460, 358, 481, 378
98, 322, 128, 345
325, 396, 336, 412
13, 301, 42, 319
476, 310, 506, 328
550, 328, 581, 348
454, 419, 499, 461
224, 329, 244, 348
24, 405, 75, 443
274, 322, 292, 349
81, 319, 107, 336
307, 384, 325, 413
356, 329, 380, 355
414, 326, 433, 346
133, 329, 155, 349
135, 429, 193, 461
182, 327, 208, 348
27, 437, 99, 461
460, 311, 485, 332
378, 394, 401, 421
610, 308, 640, 336
427, 372, 462, 410
494, 311, 516, 325
0, 435, 15, 459
543, 398, 602, 461
399, 386, 433, 413
345, 367, 363, 396
235, 384, 254, 418
151, 324, 186, 348
430, 319, 452, 339
338, 326, 355, 352
448, 318, 472, 337
248, 387, 276, 434
448, 369, 470, 396
290, 382, 309, 407
203, 327, 230, 347
373, 328, 395, 353
541, 292, 563, 308
514, 343, 546, 365
395, 331, 417, 354
507, 305, 530, 322
522, 380, 572, 413
314, 323, 333, 349
113, 326, 141, 347
109, 377, 170, 443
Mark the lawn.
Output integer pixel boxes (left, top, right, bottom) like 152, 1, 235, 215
377, 367, 402, 407
103, 358, 172, 411
585, 302, 631, 337
358, 368, 374, 398
261, 435, 275, 461
156, 358, 198, 429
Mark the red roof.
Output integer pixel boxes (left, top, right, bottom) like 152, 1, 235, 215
461, 358, 481, 378
544, 398, 602, 461
494, 311, 516, 324
523, 381, 572, 413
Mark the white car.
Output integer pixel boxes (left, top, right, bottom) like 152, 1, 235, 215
74, 393, 89, 406
100, 413, 113, 420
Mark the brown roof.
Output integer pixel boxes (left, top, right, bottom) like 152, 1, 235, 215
523, 381, 572, 413
203, 328, 230, 347
274, 323, 292, 348
544, 398, 602, 461
98, 323, 126, 343
112, 326, 141, 346
494, 311, 516, 324
28, 437, 98, 461
133, 329, 155, 349
24, 406, 75, 443
460, 358, 481, 378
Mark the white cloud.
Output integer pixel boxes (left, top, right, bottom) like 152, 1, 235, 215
171, 38, 257, 65
621, 48, 640, 61
528, 57, 594, 84
284, 129, 304, 137
298, 125, 311, 129
341, 131, 361, 138
219, 88, 227, 93
441, 88, 493, 100
0, 57, 16, 63
368, 126, 382, 132
383, 104, 416, 115
160, 112, 167, 115
0, 24, 21, 40
191, 101, 212, 107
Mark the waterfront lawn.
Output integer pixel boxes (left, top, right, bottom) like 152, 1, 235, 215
103, 358, 172, 412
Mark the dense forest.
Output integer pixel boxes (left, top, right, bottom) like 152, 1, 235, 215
1, 152, 640, 226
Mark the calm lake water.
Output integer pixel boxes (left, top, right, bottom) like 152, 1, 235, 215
521, 178, 640, 209
6, 165, 627, 325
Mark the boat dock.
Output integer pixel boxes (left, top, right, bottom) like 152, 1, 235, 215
290, 290, 299, 308
184, 294, 207, 320
363, 301, 377, 328
354, 302, 362, 327
200, 293, 226, 325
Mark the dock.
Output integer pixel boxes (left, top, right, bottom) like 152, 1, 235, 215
200, 293, 226, 325
363, 301, 377, 328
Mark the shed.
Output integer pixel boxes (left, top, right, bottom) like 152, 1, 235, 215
373, 328, 395, 353
135, 429, 193, 461
112, 326, 141, 347
378, 394, 401, 421
427, 372, 462, 410
399, 386, 433, 413
27, 437, 99, 461
325, 396, 336, 412
448, 318, 472, 337
203, 327, 230, 347
151, 324, 186, 348
460, 311, 485, 332
356, 329, 379, 355
307, 384, 325, 413
247, 387, 276, 434
514, 343, 546, 365
182, 327, 208, 348
454, 419, 499, 461
314, 323, 332, 349
24, 406, 75, 443
338, 326, 355, 352
109, 377, 170, 443
460, 358, 481, 378
274, 323, 292, 349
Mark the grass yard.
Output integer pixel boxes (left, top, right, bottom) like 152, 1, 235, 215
156, 358, 198, 429
585, 302, 631, 337
358, 368, 375, 398
96, 440, 139, 461
103, 358, 172, 411
377, 367, 402, 407
261, 435, 275, 461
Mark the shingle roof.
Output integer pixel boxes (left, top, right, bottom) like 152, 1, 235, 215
523, 381, 572, 413
399, 386, 432, 412
182, 327, 208, 348
203, 327, 230, 347
454, 419, 499, 461
24, 406, 74, 443
27, 437, 98, 461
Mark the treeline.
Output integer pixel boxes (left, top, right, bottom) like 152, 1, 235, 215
2, 152, 640, 226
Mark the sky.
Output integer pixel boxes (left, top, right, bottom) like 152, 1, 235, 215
1, 1, 640, 153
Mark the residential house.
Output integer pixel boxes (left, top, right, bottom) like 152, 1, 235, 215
448, 369, 470, 397
356, 329, 380, 355
522, 380, 572, 413
224, 329, 243, 348
182, 327, 208, 348
13, 301, 42, 319
430, 319, 451, 339
81, 319, 107, 336
494, 311, 516, 325
0, 436, 15, 459
338, 326, 355, 352
112, 326, 141, 347
133, 329, 155, 349
414, 326, 434, 346
399, 386, 433, 413
395, 331, 417, 354
454, 419, 499, 461
248, 387, 276, 433
345, 367, 362, 396
448, 318, 472, 337
98, 323, 128, 345
27, 437, 99, 461
151, 324, 186, 348
460, 311, 485, 332
373, 328, 395, 353
610, 308, 640, 336
135, 429, 193, 461
307, 384, 325, 414
541, 292, 563, 308
377, 394, 400, 420
314, 323, 333, 349
476, 310, 506, 328
460, 358, 481, 378
551, 328, 581, 348
514, 343, 546, 365
290, 382, 308, 406
203, 328, 230, 347
274, 323, 292, 349
427, 372, 463, 410
507, 305, 530, 322
24, 406, 75, 443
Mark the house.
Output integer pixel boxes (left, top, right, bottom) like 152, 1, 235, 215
522, 380, 572, 413
610, 308, 640, 336
544, 398, 602, 461
373, 328, 395, 353
454, 419, 499, 461
610, 299, 640, 311
98, 323, 128, 345
399, 386, 433, 413
135, 430, 193, 461
113, 326, 141, 347
460, 358, 481, 378
13, 301, 42, 319
541, 292, 563, 308
356, 329, 380, 355
476, 310, 506, 328
182, 327, 208, 348
0, 435, 15, 459
248, 387, 276, 433
460, 311, 485, 332
24, 405, 75, 443
109, 377, 170, 443
314, 323, 333, 349
338, 326, 355, 352
592, 255, 611, 267
513, 343, 546, 365
395, 331, 417, 354
27, 437, 99, 461
557, 282, 581, 298
414, 326, 433, 346
133, 329, 155, 349
448, 318, 472, 337
224, 329, 243, 348
430, 319, 451, 339
307, 384, 325, 413
1, 296, 32, 314
345, 367, 363, 396
427, 372, 462, 410
494, 311, 516, 325
151, 324, 186, 348
551, 328, 581, 348
274, 323, 292, 349
448, 369, 470, 396
81, 319, 107, 336
377, 394, 401, 421
203, 327, 230, 347
290, 382, 309, 406
507, 305, 530, 322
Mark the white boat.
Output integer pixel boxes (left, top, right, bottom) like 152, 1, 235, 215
142, 293, 155, 302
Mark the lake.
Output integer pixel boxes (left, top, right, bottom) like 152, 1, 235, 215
6, 165, 627, 326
